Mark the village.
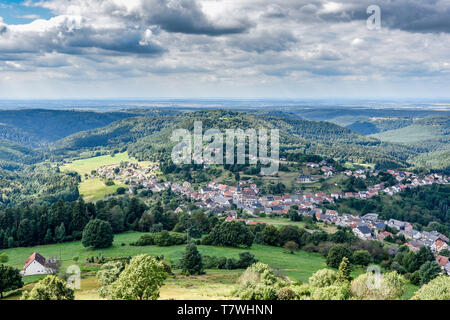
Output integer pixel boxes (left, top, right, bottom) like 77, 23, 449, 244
88, 160, 450, 276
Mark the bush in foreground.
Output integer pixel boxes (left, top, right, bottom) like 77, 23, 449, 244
108, 254, 167, 300
21, 275, 74, 300
412, 275, 450, 300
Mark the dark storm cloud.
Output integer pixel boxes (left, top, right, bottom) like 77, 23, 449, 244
140, 0, 252, 36
300, 0, 450, 34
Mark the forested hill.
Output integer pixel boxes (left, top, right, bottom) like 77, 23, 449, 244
0, 140, 40, 168
0, 108, 181, 148
346, 118, 413, 135
52, 110, 419, 168
368, 116, 450, 170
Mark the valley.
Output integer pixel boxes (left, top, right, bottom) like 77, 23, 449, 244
0, 105, 448, 301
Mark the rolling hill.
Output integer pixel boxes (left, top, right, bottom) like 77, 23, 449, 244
51, 110, 420, 168
0, 108, 182, 148
370, 117, 450, 170
347, 118, 413, 135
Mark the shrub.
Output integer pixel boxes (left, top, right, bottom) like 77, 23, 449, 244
82, 219, 114, 249
180, 243, 204, 275
208, 221, 254, 248
21, 276, 74, 300
352, 250, 372, 266
309, 269, 337, 288
412, 275, 450, 300
326, 244, 353, 268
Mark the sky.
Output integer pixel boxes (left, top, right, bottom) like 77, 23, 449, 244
0, 0, 449, 99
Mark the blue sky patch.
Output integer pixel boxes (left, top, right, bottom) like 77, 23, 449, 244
0, 0, 53, 24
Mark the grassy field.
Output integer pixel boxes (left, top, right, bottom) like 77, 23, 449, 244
60, 152, 131, 176
3, 231, 328, 283
78, 178, 127, 202
252, 216, 338, 234
2, 231, 418, 299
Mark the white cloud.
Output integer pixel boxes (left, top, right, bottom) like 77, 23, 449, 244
0, 0, 449, 98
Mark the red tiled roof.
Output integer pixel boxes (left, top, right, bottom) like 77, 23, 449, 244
24, 252, 46, 269
436, 255, 449, 267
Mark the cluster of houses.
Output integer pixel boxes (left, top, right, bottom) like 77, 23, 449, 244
95, 162, 166, 193
300, 160, 337, 182
170, 180, 339, 216
169, 169, 450, 275
382, 170, 446, 195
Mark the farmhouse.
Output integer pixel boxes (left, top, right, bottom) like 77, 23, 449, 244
21, 252, 56, 276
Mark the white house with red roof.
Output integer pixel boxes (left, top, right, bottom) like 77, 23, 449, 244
21, 252, 55, 276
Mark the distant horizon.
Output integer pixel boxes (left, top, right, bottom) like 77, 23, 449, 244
0, 98, 449, 112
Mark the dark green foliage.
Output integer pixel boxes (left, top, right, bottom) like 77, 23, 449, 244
262, 225, 279, 246
82, 219, 114, 249
326, 244, 353, 268
278, 225, 303, 246
130, 231, 186, 247
181, 243, 204, 275
409, 270, 421, 286
202, 252, 257, 270
419, 261, 442, 285
439, 249, 450, 258
206, 221, 254, 248
352, 250, 372, 266
0, 264, 23, 298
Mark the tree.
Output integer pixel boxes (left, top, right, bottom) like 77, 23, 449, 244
283, 241, 299, 254
97, 261, 125, 298
415, 246, 434, 266
402, 251, 420, 273
0, 253, 8, 263
109, 255, 167, 300
54, 222, 66, 243
352, 250, 372, 266
181, 243, 204, 275
0, 264, 23, 298
21, 275, 73, 300
326, 245, 353, 268
237, 252, 257, 268
418, 261, 442, 285
207, 221, 254, 248
82, 219, 114, 249
439, 249, 450, 258
262, 225, 279, 246
44, 228, 53, 244
412, 275, 450, 300
279, 225, 302, 246
337, 257, 352, 282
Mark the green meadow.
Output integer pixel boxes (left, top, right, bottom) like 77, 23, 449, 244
60, 152, 131, 176
3, 231, 327, 283
2, 231, 418, 299
78, 178, 126, 202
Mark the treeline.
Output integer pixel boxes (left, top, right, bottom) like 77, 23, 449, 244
0, 196, 146, 249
